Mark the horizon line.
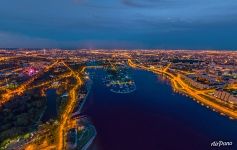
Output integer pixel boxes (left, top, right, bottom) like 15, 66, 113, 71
0, 48, 237, 51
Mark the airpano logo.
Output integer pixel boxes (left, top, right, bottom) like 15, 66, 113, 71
211, 141, 232, 147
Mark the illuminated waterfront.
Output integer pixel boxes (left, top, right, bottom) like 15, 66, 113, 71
0, 49, 236, 149
1, 0, 237, 149
83, 69, 237, 150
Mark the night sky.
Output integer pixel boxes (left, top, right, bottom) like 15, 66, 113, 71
0, 0, 237, 49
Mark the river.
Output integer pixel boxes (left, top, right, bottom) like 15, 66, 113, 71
82, 69, 237, 150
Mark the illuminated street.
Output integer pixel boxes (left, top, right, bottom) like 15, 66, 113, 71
128, 58, 237, 119
1, 0, 237, 149
0, 50, 237, 150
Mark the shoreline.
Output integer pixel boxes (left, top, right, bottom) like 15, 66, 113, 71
81, 125, 97, 150
78, 79, 93, 113
128, 59, 237, 120
168, 75, 237, 119
74, 77, 97, 149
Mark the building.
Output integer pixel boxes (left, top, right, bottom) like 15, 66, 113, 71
180, 74, 210, 90
213, 90, 237, 104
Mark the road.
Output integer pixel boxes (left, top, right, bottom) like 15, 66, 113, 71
128, 59, 237, 119
1, 60, 59, 104
57, 61, 83, 150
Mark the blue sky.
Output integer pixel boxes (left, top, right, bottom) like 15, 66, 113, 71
0, 0, 237, 49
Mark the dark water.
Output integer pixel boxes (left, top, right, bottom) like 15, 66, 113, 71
82, 69, 237, 150
41, 89, 57, 122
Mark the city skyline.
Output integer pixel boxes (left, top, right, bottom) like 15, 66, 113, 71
0, 49, 237, 149
0, 0, 237, 49
1, 1, 237, 150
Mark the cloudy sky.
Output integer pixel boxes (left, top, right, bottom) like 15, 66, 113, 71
0, 0, 237, 49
